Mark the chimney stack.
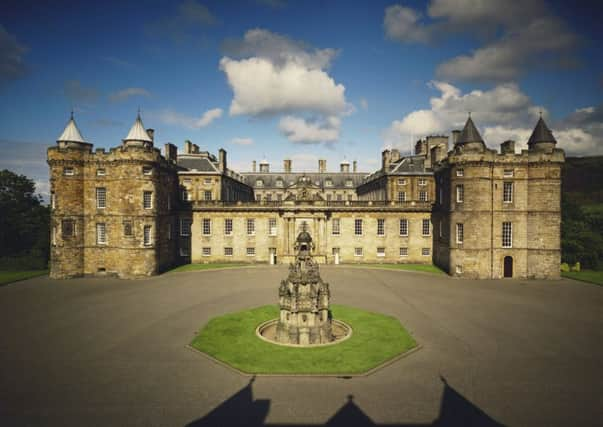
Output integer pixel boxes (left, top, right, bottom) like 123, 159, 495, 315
501, 140, 515, 154
192, 143, 199, 154
284, 159, 292, 173
318, 159, 326, 173
146, 129, 154, 142
353, 160, 357, 172
218, 148, 227, 172
259, 160, 270, 173
252, 160, 256, 172
451, 130, 461, 145
164, 143, 177, 162
382, 149, 391, 171
340, 161, 350, 173
184, 140, 193, 154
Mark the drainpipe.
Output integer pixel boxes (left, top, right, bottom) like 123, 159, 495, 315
490, 163, 494, 278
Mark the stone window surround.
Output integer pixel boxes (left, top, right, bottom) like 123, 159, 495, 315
63, 167, 74, 176
377, 218, 385, 236
180, 218, 191, 237
202, 218, 211, 235
422, 219, 431, 236
247, 218, 255, 236
224, 218, 233, 235
246, 247, 255, 256
422, 247, 430, 256
400, 247, 408, 257
202, 247, 211, 256
419, 190, 428, 202
143, 191, 153, 209
398, 191, 406, 202
332, 218, 341, 235
123, 221, 133, 237
418, 178, 427, 186
61, 219, 74, 238
502, 222, 513, 248
268, 218, 277, 236
96, 223, 107, 245
354, 219, 363, 236
503, 182, 513, 203
96, 187, 107, 209
143, 225, 152, 246
224, 247, 233, 256
456, 223, 464, 244
354, 247, 363, 257
456, 184, 464, 203
204, 190, 212, 201
399, 219, 408, 236
456, 168, 464, 177
377, 247, 385, 257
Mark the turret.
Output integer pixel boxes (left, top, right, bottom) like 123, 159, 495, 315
56, 112, 92, 150
455, 115, 486, 153
123, 112, 153, 148
528, 116, 557, 154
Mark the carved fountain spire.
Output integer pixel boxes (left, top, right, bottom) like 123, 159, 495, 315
276, 223, 333, 345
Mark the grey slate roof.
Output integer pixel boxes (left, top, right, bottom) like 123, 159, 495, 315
177, 156, 219, 172
528, 117, 557, 145
457, 117, 484, 144
390, 156, 428, 174
240, 172, 366, 189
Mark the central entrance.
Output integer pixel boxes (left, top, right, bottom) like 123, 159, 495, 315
504, 256, 513, 278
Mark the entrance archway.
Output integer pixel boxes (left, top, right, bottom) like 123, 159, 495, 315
503, 256, 513, 278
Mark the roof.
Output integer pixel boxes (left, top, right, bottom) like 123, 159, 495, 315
456, 116, 484, 144
177, 156, 219, 172
57, 113, 86, 143
390, 156, 427, 174
241, 172, 366, 189
528, 117, 557, 145
124, 113, 152, 142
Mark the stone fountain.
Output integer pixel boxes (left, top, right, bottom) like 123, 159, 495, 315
257, 226, 351, 347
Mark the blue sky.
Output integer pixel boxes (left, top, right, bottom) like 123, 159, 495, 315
0, 0, 601, 198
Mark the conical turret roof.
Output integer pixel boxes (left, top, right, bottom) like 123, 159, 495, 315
528, 117, 556, 145
456, 116, 484, 144
124, 113, 152, 143
57, 113, 86, 143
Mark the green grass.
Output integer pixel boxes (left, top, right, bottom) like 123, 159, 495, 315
0, 270, 48, 286
562, 270, 603, 286
191, 304, 417, 375
167, 263, 249, 273
345, 263, 446, 275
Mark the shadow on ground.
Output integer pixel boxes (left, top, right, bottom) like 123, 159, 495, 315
185, 376, 503, 427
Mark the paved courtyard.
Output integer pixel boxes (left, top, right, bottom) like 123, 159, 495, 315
0, 266, 601, 426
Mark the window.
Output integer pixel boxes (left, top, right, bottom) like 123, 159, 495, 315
142, 166, 152, 175
456, 168, 464, 177
202, 247, 211, 256
336, 194, 343, 201
224, 247, 233, 256
96, 223, 107, 245
97, 168, 106, 176
180, 218, 191, 236
256, 179, 263, 187
50, 192, 55, 209
276, 179, 284, 188
345, 179, 353, 187
354, 219, 363, 235
61, 219, 74, 238
422, 219, 430, 236
400, 247, 408, 257
419, 191, 428, 202
202, 218, 211, 235
52, 226, 57, 246
224, 218, 233, 235
422, 248, 430, 256
179, 247, 189, 257
456, 184, 464, 203
456, 265, 463, 274
246, 247, 255, 256
204, 178, 212, 185
354, 247, 363, 257
204, 191, 212, 201
418, 178, 427, 186
255, 194, 261, 202
266, 193, 272, 201
269, 218, 277, 236
398, 191, 406, 202
247, 218, 255, 235
504, 169, 514, 178
332, 218, 341, 235
502, 222, 512, 248
326, 194, 332, 201
399, 219, 408, 236
503, 182, 513, 203
456, 223, 464, 244
377, 219, 385, 236
143, 191, 153, 209
398, 178, 407, 185
181, 188, 190, 201
96, 187, 106, 209
63, 167, 74, 176
143, 225, 152, 246
277, 193, 282, 201
377, 247, 385, 257
123, 221, 133, 237
322, 179, 332, 188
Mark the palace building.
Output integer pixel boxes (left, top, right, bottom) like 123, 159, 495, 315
47, 113, 564, 279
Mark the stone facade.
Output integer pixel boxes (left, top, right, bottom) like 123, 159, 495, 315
48, 114, 564, 279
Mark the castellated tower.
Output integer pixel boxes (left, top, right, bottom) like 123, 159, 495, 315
432, 115, 564, 279
48, 113, 180, 278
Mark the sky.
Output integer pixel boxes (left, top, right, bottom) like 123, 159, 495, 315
1, 0, 602, 200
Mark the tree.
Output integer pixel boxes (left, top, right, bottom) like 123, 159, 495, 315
0, 170, 49, 268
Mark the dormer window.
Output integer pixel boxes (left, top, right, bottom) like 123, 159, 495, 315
276, 179, 284, 187
345, 179, 353, 187
325, 179, 333, 187
256, 179, 263, 187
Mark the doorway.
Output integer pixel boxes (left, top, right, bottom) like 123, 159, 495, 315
503, 256, 513, 278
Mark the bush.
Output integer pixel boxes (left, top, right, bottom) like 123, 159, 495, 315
560, 263, 570, 272
571, 262, 581, 272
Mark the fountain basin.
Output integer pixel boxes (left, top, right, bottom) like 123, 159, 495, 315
256, 318, 352, 347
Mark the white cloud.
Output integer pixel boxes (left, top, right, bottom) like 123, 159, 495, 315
108, 87, 151, 102
230, 137, 254, 145
220, 29, 349, 145
279, 116, 340, 143
384, 81, 603, 156
158, 107, 223, 129
384, 1, 579, 82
